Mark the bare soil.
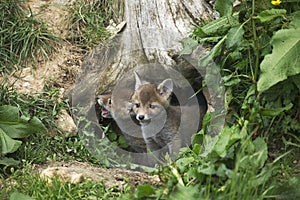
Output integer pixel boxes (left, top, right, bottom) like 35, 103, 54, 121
11, 0, 82, 96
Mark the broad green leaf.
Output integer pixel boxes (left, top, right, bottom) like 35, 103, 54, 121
192, 143, 201, 154
202, 112, 211, 133
170, 185, 199, 200
176, 157, 195, 172
0, 157, 20, 166
290, 11, 300, 28
199, 36, 226, 67
214, 127, 231, 157
192, 130, 204, 147
257, 27, 300, 92
260, 103, 293, 116
9, 192, 34, 200
193, 14, 239, 38
226, 25, 244, 49
215, 0, 235, 16
254, 9, 286, 22
0, 128, 22, 154
199, 135, 219, 157
253, 138, 268, 169
240, 137, 268, 170
0, 105, 46, 138
216, 163, 233, 178
180, 37, 198, 55
198, 162, 215, 175
135, 184, 155, 199
213, 125, 242, 157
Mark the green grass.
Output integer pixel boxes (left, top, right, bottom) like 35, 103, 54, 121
66, 0, 112, 51
0, 163, 130, 200
0, 0, 61, 72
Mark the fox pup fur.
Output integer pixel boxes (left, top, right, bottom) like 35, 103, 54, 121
131, 72, 184, 160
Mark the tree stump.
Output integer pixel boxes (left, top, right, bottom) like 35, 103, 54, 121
71, 0, 225, 167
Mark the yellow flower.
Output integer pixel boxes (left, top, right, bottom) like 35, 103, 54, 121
271, 0, 282, 5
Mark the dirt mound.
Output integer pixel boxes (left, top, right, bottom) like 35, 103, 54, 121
38, 161, 161, 188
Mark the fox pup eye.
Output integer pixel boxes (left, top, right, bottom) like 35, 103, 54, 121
108, 99, 112, 105
149, 104, 156, 109
135, 103, 140, 108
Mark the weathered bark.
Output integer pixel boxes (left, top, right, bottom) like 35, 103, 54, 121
96, 0, 213, 93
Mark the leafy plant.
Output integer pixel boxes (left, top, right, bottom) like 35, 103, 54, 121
0, 84, 82, 167
0, 83, 68, 131
9, 192, 34, 200
188, 0, 300, 133
130, 123, 273, 199
257, 22, 300, 92
0, 105, 46, 166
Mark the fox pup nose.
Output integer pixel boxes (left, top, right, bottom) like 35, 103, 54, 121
138, 115, 145, 120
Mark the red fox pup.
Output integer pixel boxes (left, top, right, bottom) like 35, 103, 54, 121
131, 71, 183, 160
96, 94, 113, 118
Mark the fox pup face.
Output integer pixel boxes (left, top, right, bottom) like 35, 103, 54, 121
96, 94, 113, 118
131, 71, 173, 124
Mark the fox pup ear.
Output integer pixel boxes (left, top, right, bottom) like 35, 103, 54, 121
134, 71, 150, 90
134, 71, 143, 90
157, 79, 173, 98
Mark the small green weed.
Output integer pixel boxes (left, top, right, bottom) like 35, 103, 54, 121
77, 118, 132, 168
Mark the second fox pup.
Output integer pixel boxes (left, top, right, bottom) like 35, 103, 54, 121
97, 94, 113, 118
131, 71, 182, 159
